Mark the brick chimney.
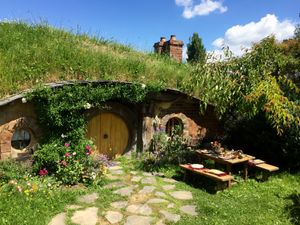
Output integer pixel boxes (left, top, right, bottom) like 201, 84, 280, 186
154, 35, 184, 63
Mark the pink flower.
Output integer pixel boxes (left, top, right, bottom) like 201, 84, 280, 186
64, 143, 70, 147
61, 160, 68, 167
65, 152, 71, 157
86, 151, 91, 156
85, 145, 91, 151
39, 168, 48, 176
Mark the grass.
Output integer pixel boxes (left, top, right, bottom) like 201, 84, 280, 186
0, 21, 190, 99
1, 157, 299, 224
130, 157, 300, 225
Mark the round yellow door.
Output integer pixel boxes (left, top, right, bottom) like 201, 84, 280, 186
87, 112, 129, 158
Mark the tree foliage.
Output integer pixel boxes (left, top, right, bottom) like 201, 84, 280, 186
187, 32, 206, 64
181, 36, 300, 167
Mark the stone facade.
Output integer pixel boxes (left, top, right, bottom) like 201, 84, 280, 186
0, 100, 41, 160
0, 83, 223, 160
154, 35, 184, 63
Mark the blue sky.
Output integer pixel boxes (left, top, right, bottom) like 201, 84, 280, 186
0, 0, 299, 55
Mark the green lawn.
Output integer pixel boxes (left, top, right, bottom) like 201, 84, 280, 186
0, 158, 299, 225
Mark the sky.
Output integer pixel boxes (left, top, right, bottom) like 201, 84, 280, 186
0, 0, 299, 57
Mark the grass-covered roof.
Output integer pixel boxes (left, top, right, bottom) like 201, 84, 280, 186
0, 22, 190, 99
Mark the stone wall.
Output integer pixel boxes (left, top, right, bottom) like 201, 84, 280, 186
141, 92, 223, 150
0, 100, 41, 160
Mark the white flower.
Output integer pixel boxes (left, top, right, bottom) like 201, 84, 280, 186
141, 83, 146, 89
21, 98, 27, 103
72, 152, 76, 156
61, 134, 66, 138
84, 103, 92, 109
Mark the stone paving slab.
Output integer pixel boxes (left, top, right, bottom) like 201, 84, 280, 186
126, 204, 153, 216
141, 177, 156, 184
170, 191, 193, 200
142, 172, 153, 177
155, 219, 166, 225
138, 185, 156, 194
113, 186, 134, 197
110, 170, 124, 175
155, 191, 167, 198
105, 211, 123, 224
147, 198, 169, 204
111, 201, 128, 209
71, 207, 98, 225
124, 215, 154, 225
160, 210, 181, 223
162, 184, 176, 191
131, 176, 142, 182
108, 165, 123, 171
78, 193, 98, 204
103, 181, 126, 189
48, 212, 66, 225
180, 205, 198, 216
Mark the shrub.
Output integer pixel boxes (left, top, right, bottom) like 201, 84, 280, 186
33, 138, 108, 185
140, 126, 196, 171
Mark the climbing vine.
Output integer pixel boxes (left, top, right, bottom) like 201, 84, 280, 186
26, 82, 163, 144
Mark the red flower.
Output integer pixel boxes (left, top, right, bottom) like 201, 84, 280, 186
39, 168, 48, 176
65, 152, 71, 157
85, 145, 91, 151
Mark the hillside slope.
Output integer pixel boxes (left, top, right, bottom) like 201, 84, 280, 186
0, 22, 190, 99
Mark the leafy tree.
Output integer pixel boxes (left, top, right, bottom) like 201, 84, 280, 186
181, 36, 300, 168
187, 32, 206, 64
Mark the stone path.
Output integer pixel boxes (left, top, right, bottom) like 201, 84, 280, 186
48, 162, 198, 225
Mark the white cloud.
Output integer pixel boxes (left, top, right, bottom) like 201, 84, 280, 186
175, 0, 227, 19
212, 14, 296, 56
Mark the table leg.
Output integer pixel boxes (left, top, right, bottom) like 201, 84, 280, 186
226, 164, 232, 175
243, 163, 248, 180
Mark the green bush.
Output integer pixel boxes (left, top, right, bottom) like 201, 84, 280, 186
33, 139, 107, 185
32, 141, 65, 174
140, 126, 196, 171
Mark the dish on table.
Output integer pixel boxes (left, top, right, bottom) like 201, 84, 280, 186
190, 164, 204, 169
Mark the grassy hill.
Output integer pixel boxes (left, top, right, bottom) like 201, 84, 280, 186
0, 22, 190, 99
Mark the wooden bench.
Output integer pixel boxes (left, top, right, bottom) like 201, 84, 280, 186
180, 164, 233, 188
249, 160, 279, 180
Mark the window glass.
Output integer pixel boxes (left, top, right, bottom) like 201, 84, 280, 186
11, 130, 31, 150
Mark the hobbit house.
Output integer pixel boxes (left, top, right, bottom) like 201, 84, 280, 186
0, 81, 223, 160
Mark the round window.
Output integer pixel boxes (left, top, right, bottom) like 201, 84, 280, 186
11, 129, 31, 150
166, 117, 183, 136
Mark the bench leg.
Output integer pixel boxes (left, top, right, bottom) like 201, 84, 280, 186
262, 172, 270, 181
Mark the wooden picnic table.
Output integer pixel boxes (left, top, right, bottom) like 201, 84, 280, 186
180, 164, 233, 188
196, 149, 255, 180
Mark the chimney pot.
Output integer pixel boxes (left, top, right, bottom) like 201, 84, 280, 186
160, 37, 166, 42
